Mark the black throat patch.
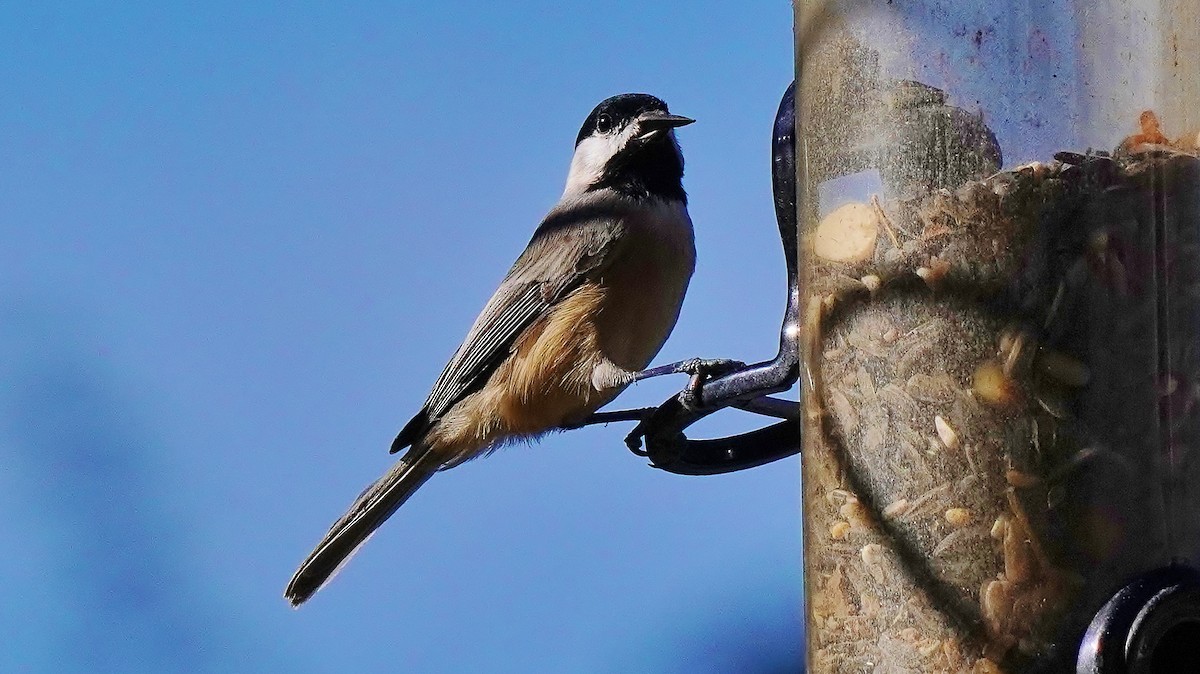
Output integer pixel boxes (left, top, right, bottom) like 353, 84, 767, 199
592, 139, 687, 204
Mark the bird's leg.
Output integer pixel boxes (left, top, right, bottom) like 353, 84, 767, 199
566, 355, 745, 431
561, 407, 655, 430
633, 357, 746, 382
633, 357, 747, 410
565, 355, 736, 431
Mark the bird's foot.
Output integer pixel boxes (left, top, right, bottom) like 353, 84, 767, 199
634, 357, 745, 410
676, 358, 746, 411
623, 396, 688, 463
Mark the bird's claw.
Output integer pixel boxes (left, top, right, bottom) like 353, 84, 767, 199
623, 398, 689, 467
675, 358, 746, 411
674, 357, 747, 378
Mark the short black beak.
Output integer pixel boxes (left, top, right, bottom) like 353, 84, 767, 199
638, 112, 696, 131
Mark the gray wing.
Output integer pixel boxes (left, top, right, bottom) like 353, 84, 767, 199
391, 200, 630, 452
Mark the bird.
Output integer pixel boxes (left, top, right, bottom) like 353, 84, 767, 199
285, 93, 697, 606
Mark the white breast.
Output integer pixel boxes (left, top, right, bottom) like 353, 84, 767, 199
593, 198, 696, 371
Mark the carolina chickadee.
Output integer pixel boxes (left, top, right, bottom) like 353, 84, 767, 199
286, 94, 696, 606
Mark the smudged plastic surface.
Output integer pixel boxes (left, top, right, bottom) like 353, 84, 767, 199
795, 1, 1200, 671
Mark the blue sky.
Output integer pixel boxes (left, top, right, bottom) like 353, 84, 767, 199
0, 3, 799, 672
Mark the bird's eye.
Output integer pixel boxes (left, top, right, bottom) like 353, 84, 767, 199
595, 113, 613, 134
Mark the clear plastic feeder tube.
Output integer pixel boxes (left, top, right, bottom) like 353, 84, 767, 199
796, 1, 1200, 671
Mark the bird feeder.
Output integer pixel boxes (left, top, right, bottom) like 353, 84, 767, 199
797, 1, 1200, 671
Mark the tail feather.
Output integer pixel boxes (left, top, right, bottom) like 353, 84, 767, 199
285, 444, 441, 606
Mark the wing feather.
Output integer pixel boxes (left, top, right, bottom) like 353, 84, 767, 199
393, 196, 633, 449
422, 284, 545, 417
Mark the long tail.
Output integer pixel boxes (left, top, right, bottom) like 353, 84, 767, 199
284, 444, 441, 606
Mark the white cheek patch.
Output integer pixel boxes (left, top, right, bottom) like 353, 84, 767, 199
563, 135, 615, 196
562, 125, 640, 197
